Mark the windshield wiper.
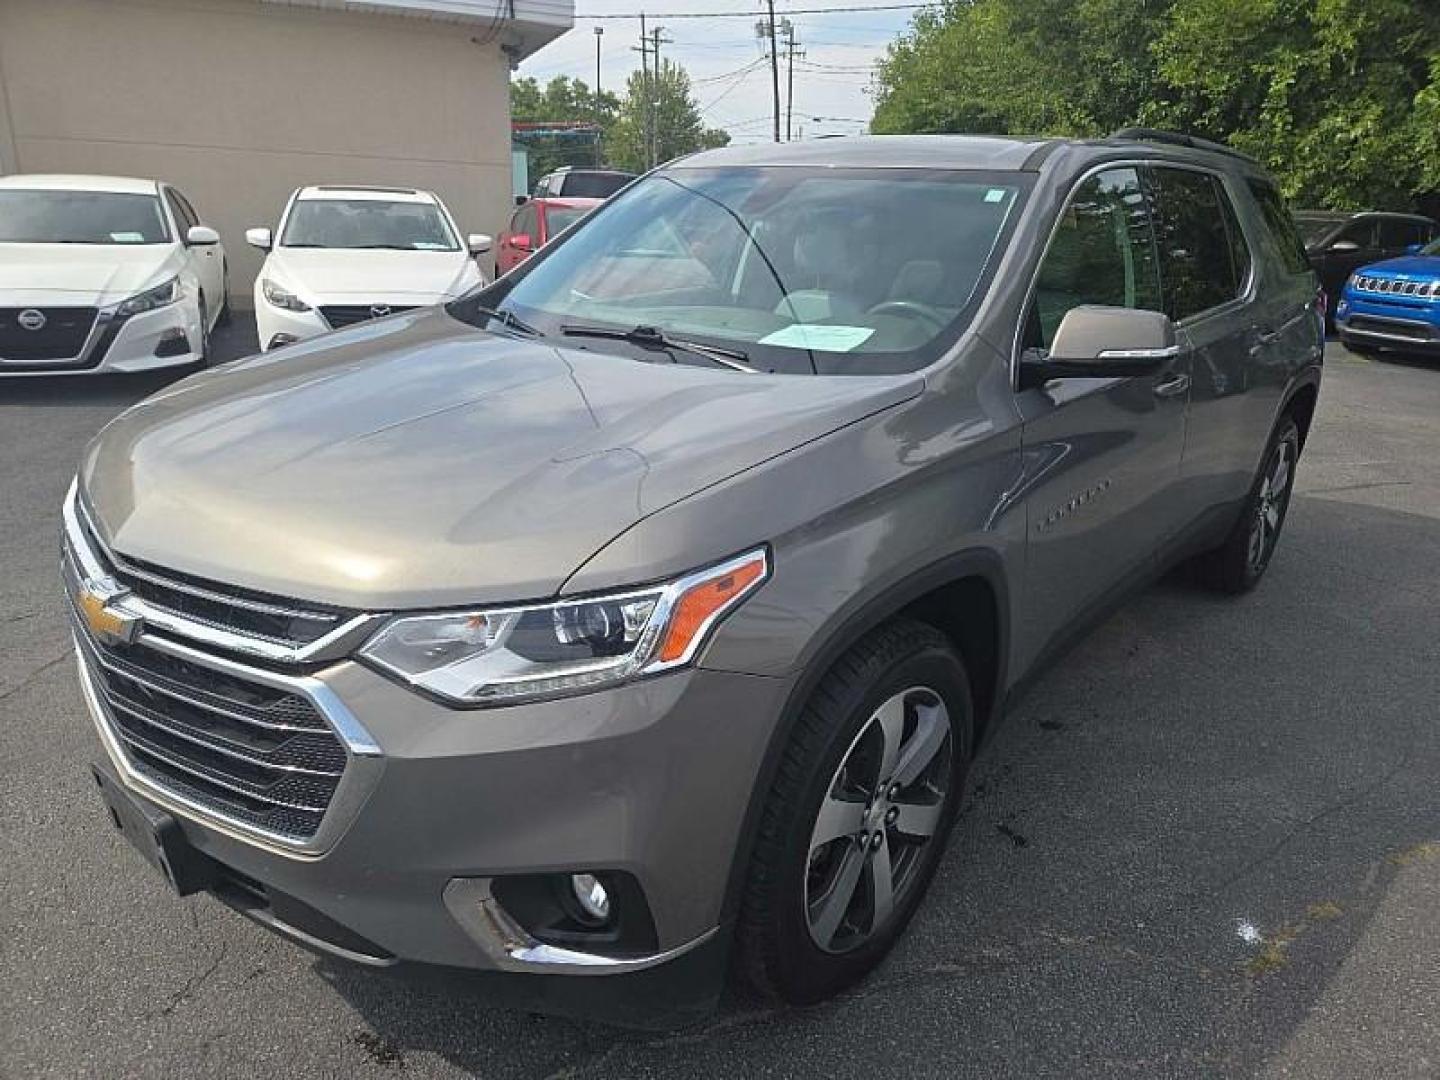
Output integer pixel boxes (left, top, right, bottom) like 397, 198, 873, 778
560, 323, 758, 373
472, 303, 542, 337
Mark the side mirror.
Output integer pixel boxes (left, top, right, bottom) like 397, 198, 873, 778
245, 227, 272, 251
467, 233, 492, 255
509, 234, 533, 252
514, 195, 529, 206
1022, 306, 1179, 387
1328, 239, 1361, 253
186, 225, 220, 246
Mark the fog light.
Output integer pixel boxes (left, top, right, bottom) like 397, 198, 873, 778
570, 873, 611, 924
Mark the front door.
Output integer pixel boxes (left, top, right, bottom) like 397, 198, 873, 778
1014, 165, 1190, 669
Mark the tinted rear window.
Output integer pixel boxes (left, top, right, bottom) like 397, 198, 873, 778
1249, 181, 1313, 274
558, 172, 634, 199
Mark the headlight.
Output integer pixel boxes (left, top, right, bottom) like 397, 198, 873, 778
113, 277, 179, 318
262, 278, 311, 312
359, 549, 768, 705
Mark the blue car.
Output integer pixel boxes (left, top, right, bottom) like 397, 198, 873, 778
1336, 237, 1440, 357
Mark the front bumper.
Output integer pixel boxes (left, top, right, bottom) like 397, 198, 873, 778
0, 301, 203, 376
1336, 291, 1440, 354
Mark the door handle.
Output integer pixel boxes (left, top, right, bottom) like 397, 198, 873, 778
1153, 372, 1190, 398
1256, 329, 1282, 345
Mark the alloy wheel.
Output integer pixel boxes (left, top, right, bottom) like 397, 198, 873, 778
804, 686, 953, 954
1248, 437, 1293, 571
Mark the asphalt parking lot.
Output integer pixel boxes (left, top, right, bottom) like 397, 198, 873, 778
3, 330, 1439, 1079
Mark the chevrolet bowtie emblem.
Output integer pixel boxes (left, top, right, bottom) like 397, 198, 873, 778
77, 576, 144, 646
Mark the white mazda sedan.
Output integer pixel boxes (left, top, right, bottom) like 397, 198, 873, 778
247, 186, 489, 351
0, 174, 228, 375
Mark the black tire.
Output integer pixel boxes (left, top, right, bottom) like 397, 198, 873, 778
194, 297, 211, 370
1190, 414, 1301, 594
736, 618, 973, 1004
216, 264, 232, 326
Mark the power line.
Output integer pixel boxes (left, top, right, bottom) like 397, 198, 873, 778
577, 3, 929, 18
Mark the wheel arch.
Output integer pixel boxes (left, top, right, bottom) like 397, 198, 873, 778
716, 548, 1011, 928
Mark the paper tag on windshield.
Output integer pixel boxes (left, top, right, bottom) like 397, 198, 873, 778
760, 324, 875, 352
110, 232, 146, 243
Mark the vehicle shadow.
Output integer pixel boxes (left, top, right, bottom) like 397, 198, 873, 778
316, 492, 1440, 1078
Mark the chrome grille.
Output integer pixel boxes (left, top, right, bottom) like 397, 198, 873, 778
1352, 275, 1440, 299
63, 483, 383, 851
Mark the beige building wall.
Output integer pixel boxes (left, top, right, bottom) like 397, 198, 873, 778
0, 0, 517, 305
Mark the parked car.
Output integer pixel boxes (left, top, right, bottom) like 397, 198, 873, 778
1295, 210, 1439, 328
1336, 236, 1440, 358
67, 131, 1322, 1024
0, 174, 227, 375
531, 167, 635, 200
247, 185, 489, 351
496, 196, 602, 275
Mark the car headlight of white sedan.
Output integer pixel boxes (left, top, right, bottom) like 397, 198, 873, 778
262, 278, 312, 312
112, 277, 180, 319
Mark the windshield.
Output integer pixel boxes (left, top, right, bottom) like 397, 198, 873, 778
282, 198, 458, 251
469, 166, 1026, 375
558, 172, 633, 198
546, 206, 592, 236
0, 190, 169, 244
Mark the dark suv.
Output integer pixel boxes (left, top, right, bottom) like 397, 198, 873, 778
1296, 209, 1439, 325
67, 131, 1323, 1023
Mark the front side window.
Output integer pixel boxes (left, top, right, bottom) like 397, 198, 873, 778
544, 206, 591, 238
1024, 167, 1161, 351
281, 199, 458, 251
1335, 218, 1379, 249
1378, 218, 1423, 250
0, 190, 170, 244
164, 189, 198, 234
1149, 167, 1245, 320
474, 166, 1027, 375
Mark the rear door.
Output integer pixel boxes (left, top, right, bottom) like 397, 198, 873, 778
1146, 165, 1266, 521
1016, 165, 1189, 654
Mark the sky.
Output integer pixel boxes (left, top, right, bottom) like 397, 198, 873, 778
516, 1, 927, 142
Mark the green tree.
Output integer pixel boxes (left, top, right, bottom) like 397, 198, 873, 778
510, 75, 621, 176
871, 0, 1440, 212
606, 60, 730, 173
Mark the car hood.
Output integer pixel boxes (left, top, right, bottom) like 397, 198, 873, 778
80, 309, 921, 609
265, 247, 473, 301
0, 243, 177, 306
1353, 254, 1440, 280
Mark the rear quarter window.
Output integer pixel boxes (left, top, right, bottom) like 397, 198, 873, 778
1246, 180, 1312, 275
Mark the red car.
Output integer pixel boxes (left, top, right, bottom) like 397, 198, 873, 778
495, 197, 601, 275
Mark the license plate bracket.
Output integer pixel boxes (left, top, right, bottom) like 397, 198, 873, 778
91, 765, 218, 896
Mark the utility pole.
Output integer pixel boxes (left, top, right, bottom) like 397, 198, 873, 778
782, 20, 804, 142
765, 0, 781, 142
650, 25, 667, 167
594, 26, 604, 166
636, 15, 652, 169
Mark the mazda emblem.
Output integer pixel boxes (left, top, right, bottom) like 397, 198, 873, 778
17, 309, 47, 332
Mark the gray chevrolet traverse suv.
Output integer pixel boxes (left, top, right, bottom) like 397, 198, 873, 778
65, 131, 1322, 1024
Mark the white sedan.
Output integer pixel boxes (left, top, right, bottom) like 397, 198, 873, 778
247, 186, 489, 351
0, 174, 227, 375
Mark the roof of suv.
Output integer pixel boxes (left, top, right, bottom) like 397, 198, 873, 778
672, 132, 1264, 175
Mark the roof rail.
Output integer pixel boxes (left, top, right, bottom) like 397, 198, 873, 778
1108, 127, 1258, 164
